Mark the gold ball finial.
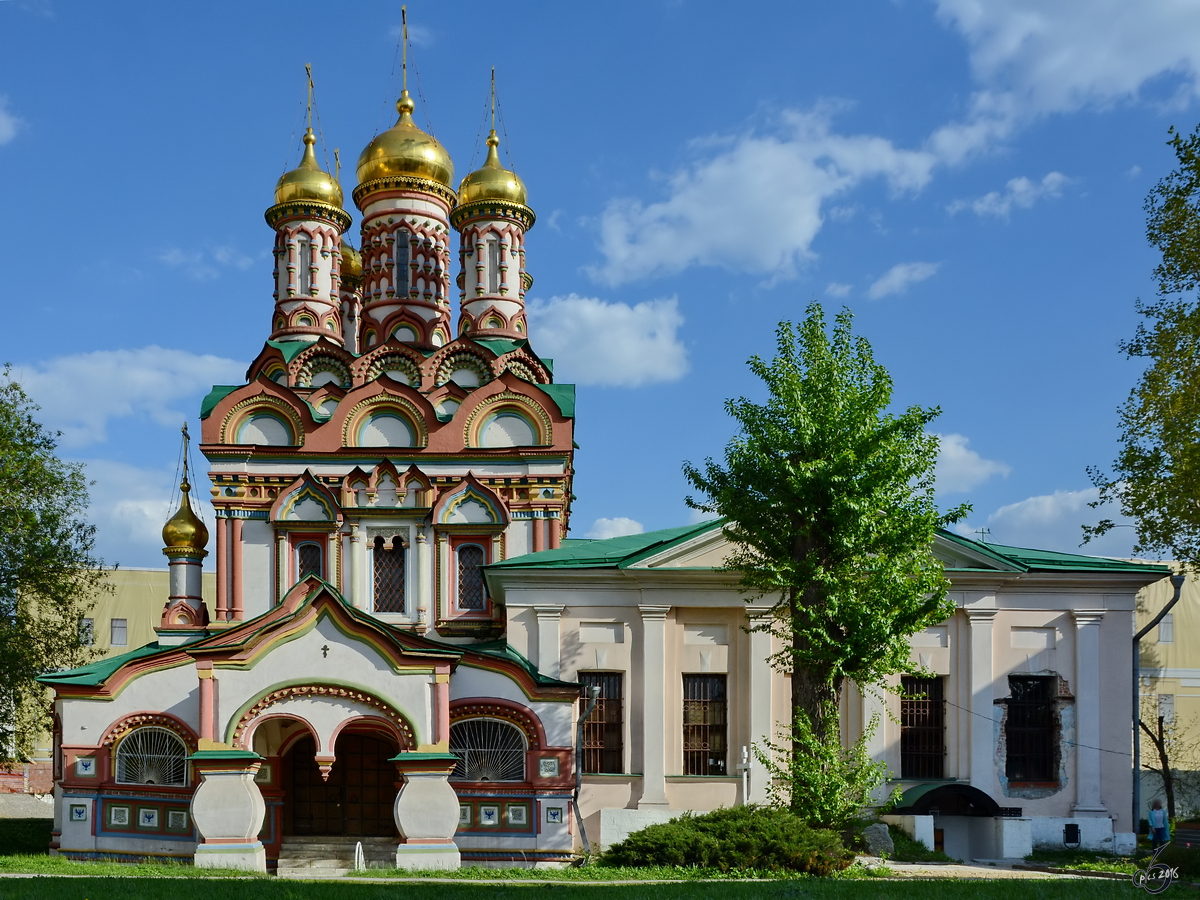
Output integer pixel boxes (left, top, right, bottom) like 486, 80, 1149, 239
397, 89, 416, 117
162, 479, 209, 555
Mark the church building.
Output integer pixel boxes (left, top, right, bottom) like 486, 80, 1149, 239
39, 71, 1168, 872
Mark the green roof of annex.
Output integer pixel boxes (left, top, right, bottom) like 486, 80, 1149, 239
487, 518, 1171, 576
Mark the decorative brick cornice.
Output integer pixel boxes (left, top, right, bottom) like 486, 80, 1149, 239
232, 684, 415, 750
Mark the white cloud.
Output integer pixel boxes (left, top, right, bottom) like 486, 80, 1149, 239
948, 172, 1067, 218
825, 282, 852, 298
934, 433, 1010, 493
0, 95, 22, 145
158, 245, 256, 281
526, 294, 688, 387
591, 106, 937, 285
866, 262, 940, 300
11, 347, 244, 447
957, 486, 1137, 558
585, 517, 644, 540
81, 458, 217, 568
388, 23, 434, 46
931, 1, 1200, 160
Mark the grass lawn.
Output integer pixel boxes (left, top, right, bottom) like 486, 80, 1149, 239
0, 876, 1151, 900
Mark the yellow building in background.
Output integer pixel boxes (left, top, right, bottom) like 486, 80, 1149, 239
1137, 568, 1200, 821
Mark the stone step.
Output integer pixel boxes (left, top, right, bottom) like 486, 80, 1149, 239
277, 867, 353, 878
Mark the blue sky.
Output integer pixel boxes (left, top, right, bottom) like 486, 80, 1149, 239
1, 0, 1197, 567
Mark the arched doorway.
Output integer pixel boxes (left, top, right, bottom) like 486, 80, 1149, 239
283, 732, 397, 836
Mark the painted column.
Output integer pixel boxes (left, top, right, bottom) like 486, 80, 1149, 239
197, 661, 215, 742
347, 524, 359, 607
231, 517, 244, 620
190, 749, 266, 872
437, 534, 450, 620
275, 531, 287, 603
965, 607, 997, 793
391, 753, 461, 870
417, 530, 430, 626
549, 514, 561, 549
532, 514, 545, 553
1073, 609, 1108, 814
434, 672, 450, 747
535, 606, 564, 679
215, 516, 228, 621
638, 605, 671, 809
747, 610, 773, 804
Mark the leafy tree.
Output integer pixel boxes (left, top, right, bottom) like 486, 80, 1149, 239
1086, 124, 1200, 565
0, 370, 105, 761
684, 304, 967, 820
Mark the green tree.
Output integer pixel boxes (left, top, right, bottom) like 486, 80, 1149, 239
683, 304, 967, 821
0, 370, 105, 761
1086, 124, 1200, 565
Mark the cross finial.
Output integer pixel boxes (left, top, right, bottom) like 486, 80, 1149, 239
334, 147, 340, 182
491, 66, 496, 132
401, 6, 408, 91
974, 527, 991, 543
305, 62, 314, 131
180, 423, 192, 490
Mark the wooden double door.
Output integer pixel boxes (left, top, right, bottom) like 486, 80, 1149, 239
284, 734, 397, 836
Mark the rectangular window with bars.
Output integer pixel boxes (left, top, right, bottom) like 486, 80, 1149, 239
1005, 675, 1057, 783
580, 673, 623, 774
372, 537, 406, 614
682, 675, 727, 776
456, 544, 486, 611
900, 675, 945, 779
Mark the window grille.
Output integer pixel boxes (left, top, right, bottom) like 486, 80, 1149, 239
297, 542, 323, 581
449, 718, 526, 782
683, 675, 727, 775
487, 239, 501, 293
1005, 676, 1056, 782
395, 233, 410, 296
373, 537, 406, 613
581, 673, 623, 774
298, 237, 313, 295
116, 727, 187, 786
456, 544, 486, 611
110, 618, 127, 647
900, 675, 945, 779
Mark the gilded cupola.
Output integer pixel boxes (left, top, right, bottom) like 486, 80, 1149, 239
355, 90, 455, 191
274, 128, 344, 208
162, 472, 209, 558
458, 130, 528, 207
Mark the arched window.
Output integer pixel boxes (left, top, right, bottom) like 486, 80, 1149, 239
481, 412, 537, 448
395, 232, 410, 296
449, 718, 526, 782
296, 542, 323, 581
115, 727, 188, 786
373, 537, 406, 614
357, 413, 415, 448
486, 238, 501, 293
298, 236, 313, 295
456, 544, 486, 611
236, 413, 293, 446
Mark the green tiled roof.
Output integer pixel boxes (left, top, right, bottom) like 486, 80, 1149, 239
487, 520, 723, 571
471, 337, 528, 357
953, 538, 1170, 575
539, 383, 575, 419
266, 339, 313, 363
37, 643, 177, 687
458, 638, 580, 688
200, 385, 242, 420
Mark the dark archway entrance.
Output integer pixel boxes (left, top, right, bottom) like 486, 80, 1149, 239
283, 733, 397, 836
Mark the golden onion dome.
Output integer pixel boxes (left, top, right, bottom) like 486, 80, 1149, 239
458, 130, 527, 206
274, 128, 344, 207
340, 240, 362, 280
162, 479, 209, 553
356, 90, 454, 188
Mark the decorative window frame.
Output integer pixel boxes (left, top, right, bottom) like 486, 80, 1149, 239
365, 353, 421, 388
297, 355, 351, 390
342, 396, 428, 448
434, 352, 493, 389
221, 396, 304, 446
293, 537, 326, 582
452, 538, 490, 616
463, 392, 552, 448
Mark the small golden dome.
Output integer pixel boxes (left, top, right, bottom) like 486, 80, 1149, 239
356, 90, 454, 189
162, 479, 209, 553
340, 240, 362, 280
458, 130, 527, 206
275, 128, 344, 207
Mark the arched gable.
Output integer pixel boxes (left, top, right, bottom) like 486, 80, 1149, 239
219, 390, 307, 447
463, 390, 552, 448
342, 393, 429, 448
432, 474, 508, 530
271, 471, 341, 525
449, 698, 546, 750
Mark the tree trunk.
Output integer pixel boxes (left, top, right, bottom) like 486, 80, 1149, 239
1141, 716, 1177, 821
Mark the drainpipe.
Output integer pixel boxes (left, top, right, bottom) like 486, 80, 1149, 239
572, 684, 600, 860
1133, 572, 1186, 834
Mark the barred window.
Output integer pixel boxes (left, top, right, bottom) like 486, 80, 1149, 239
298, 237, 313, 295
1005, 675, 1056, 783
683, 675, 727, 775
296, 542, 323, 581
373, 536, 406, 614
449, 718, 526, 782
394, 232, 410, 296
487, 238, 501, 293
456, 544, 486, 611
581, 673, 623, 774
116, 727, 187, 786
901, 675, 945, 779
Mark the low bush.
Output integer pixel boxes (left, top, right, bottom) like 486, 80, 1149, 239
885, 825, 955, 863
1141, 842, 1200, 880
0, 819, 52, 856
599, 805, 854, 875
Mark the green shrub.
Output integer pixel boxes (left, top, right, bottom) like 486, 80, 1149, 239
600, 805, 853, 875
1141, 842, 1200, 880
884, 824, 954, 863
0, 818, 52, 856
